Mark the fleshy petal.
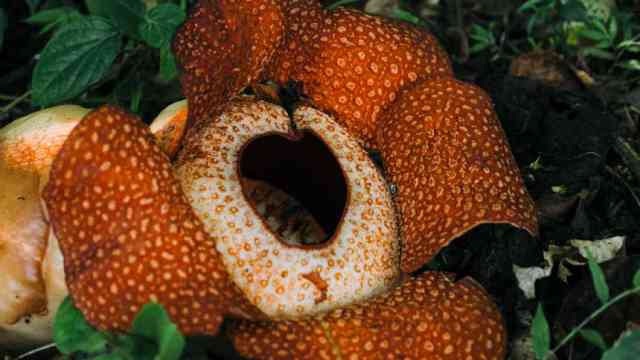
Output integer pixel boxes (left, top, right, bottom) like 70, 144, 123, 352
289, 8, 453, 148
263, 0, 325, 84
43, 105, 236, 335
173, 0, 284, 125
377, 78, 538, 272
231, 272, 506, 360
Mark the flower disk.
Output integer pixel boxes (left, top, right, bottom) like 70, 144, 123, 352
175, 100, 400, 320
173, 0, 285, 125
231, 272, 506, 360
43, 106, 239, 335
377, 78, 538, 272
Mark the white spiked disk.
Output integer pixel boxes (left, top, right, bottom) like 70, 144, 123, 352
175, 99, 400, 319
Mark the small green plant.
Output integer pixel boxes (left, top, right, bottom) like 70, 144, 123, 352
53, 297, 185, 360
529, 156, 544, 171
573, 14, 640, 72
518, 0, 640, 74
531, 252, 640, 359
469, 23, 498, 55
26, 0, 187, 110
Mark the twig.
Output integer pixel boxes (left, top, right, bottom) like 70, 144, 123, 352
605, 165, 640, 211
0, 90, 32, 113
15, 343, 56, 360
613, 136, 640, 184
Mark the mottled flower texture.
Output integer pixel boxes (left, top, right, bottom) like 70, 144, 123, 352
41, 0, 539, 359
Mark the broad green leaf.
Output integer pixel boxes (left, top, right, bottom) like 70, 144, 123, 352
53, 297, 108, 354
130, 303, 185, 360
159, 45, 178, 81
138, 3, 185, 48
26, 7, 79, 25
31, 16, 122, 107
586, 251, 610, 305
532, 303, 551, 360
0, 9, 7, 50
110, 332, 155, 360
633, 269, 640, 288
26, 7, 83, 34
85, 0, 145, 38
579, 328, 607, 350
602, 330, 640, 360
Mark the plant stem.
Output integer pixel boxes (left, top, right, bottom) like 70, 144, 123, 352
0, 90, 31, 113
547, 287, 640, 358
15, 343, 56, 359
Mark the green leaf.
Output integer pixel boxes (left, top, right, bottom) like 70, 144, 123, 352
620, 60, 640, 72
159, 45, 178, 81
592, 19, 610, 38
91, 354, 127, 360
608, 16, 619, 40
130, 82, 143, 114
617, 39, 640, 53
130, 303, 185, 360
586, 250, 610, 305
577, 27, 608, 42
517, 0, 536, 12
633, 269, 640, 288
532, 303, 551, 360
109, 333, 155, 360
581, 47, 615, 60
579, 328, 608, 350
53, 297, 108, 355
390, 8, 420, 25
602, 330, 640, 360
26, 7, 77, 25
0, 9, 7, 50
469, 42, 491, 54
138, 3, 185, 48
85, 0, 145, 38
325, 0, 360, 11
558, 0, 588, 22
31, 16, 122, 107
26, 7, 84, 34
